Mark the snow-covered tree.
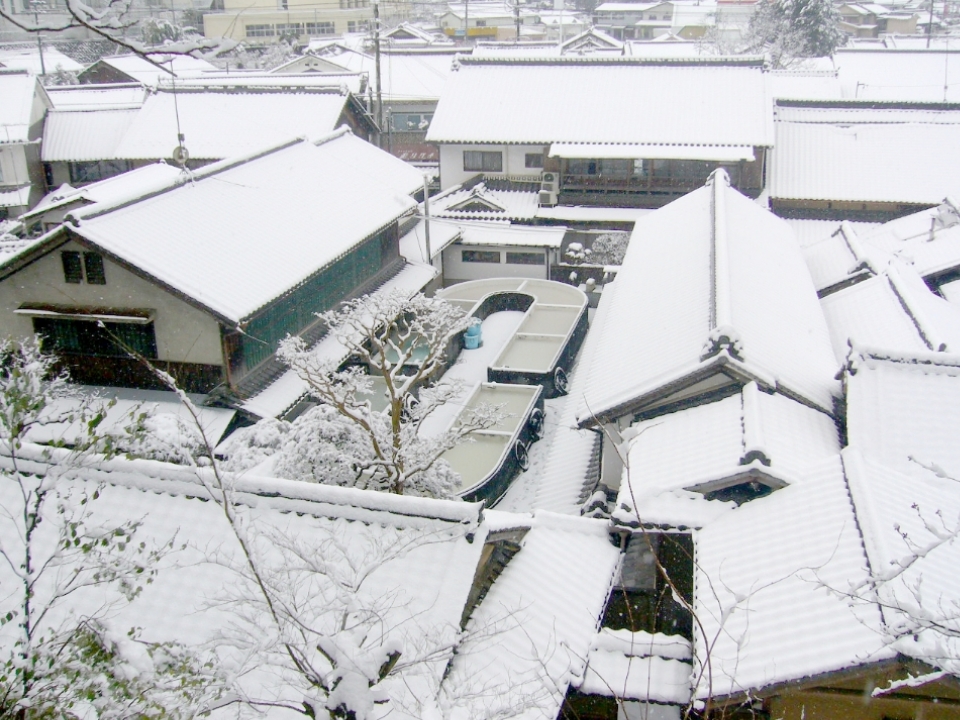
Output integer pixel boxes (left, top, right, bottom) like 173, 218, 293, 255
271, 291, 506, 498
0, 337, 220, 718
747, 0, 846, 66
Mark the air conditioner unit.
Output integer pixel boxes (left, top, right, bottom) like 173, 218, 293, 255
539, 190, 558, 207
541, 171, 559, 194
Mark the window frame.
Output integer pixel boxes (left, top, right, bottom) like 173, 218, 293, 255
61, 251, 83, 284
524, 153, 544, 169
505, 251, 545, 265
461, 249, 502, 264
463, 150, 503, 173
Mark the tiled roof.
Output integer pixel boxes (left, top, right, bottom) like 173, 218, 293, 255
45, 83, 146, 110
41, 107, 139, 162
0, 185, 30, 209
426, 57, 773, 147
0, 71, 39, 143
857, 199, 960, 279
313, 47, 457, 101
93, 54, 218, 85
835, 48, 960, 102
63, 130, 423, 323
113, 87, 356, 161
577, 171, 840, 425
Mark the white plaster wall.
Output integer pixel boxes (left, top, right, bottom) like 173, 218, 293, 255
0, 145, 30, 189
0, 238, 225, 366
442, 243, 548, 283
504, 144, 548, 177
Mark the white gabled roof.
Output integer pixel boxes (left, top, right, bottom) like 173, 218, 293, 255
41, 107, 140, 162
65, 130, 423, 323
426, 57, 773, 148
615, 384, 840, 529
45, 83, 147, 110
314, 47, 458, 101
113, 87, 357, 161
857, 199, 960, 280
0, 71, 40, 143
694, 456, 891, 699
90, 54, 218, 85
835, 48, 960, 102
577, 171, 840, 425
770, 102, 960, 205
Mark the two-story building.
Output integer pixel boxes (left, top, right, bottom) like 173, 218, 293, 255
0, 128, 427, 403
426, 55, 773, 208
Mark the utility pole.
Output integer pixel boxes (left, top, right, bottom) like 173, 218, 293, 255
927, 0, 935, 47
464, 0, 468, 45
514, 0, 520, 41
373, 0, 384, 147
32, 1, 46, 76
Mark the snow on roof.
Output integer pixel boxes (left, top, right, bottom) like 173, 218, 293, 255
92, 54, 218, 85
399, 218, 462, 263
802, 221, 887, 294
578, 630, 691, 702
845, 346, 960, 478
820, 262, 960, 361
577, 171, 840, 426
0, 71, 39, 143
595, 3, 659, 11
456, 221, 566, 248
22, 162, 184, 221
45, 82, 147, 110
767, 68, 842, 102
0, 441, 487, 713
441, 511, 620, 720
426, 57, 773, 147
694, 455, 891, 700
615, 384, 840, 529
240, 262, 438, 419
41, 107, 139, 162
835, 48, 960, 102
430, 181, 541, 221
315, 47, 457, 101
855, 199, 960, 280
0, 46, 83, 75
65, 131, 424, 324
113, 87, 356, 161
785, 217, 881, 248
162, 71, 366, 95
0, 185, 30, 209
770, 103, 960, 205
842, 448, 960, 674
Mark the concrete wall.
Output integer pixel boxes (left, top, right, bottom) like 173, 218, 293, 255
442, 243, 553, 284
0, 236, 225, 367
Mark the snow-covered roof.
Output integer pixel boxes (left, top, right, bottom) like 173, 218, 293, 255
0, 185, 30, 209
595, 2, 658, 12
456, 221, 566, 248
615, 383, 840, 529
767, 68, 842, 101
430, 181, 541, 221
399, 218, 462, 263
314, 47, 458, 101
45, 82, 147, 110
577, 629, 691, 703
0, 440, 487, 715
54, 130, 423, 324
113, 87, 360, 161
21, 162, 184, 222
162, 71, 366, 95
835, 48, 960, 102
87, 54, 218, 86
0, 46, 83, 75
426, 56, 773, 148
770, 102, 960, 205
0, 71, 40, 143
820, 261, 960, 361
784, 217, 882, 249
441, 510, 620, 720
802, 220, 887, 294
845, 346, 960, 478
694, 456, 891, 699
41, 107, 140, 162
577, 170, 840, 426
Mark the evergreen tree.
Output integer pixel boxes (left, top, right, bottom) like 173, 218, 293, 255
748, 0, 846, 66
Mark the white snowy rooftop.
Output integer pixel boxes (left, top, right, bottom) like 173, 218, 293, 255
312, 46, 459, 101
615, 383, 840, 529
45, 82, 147, 110
0, 46, 83, 75
63, 130, 423, 323
835, 48, 960, 102
426, 56, 773, 148
161, 71, 366, 95
112, 87, 361, 161
41, 107, 140, 162
770, 101, 960, 205
0, 71, 41, 143
577, 170, 840, 425
87, 54, 218, 85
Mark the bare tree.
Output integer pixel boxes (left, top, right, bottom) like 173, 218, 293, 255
0, 337, 219, 719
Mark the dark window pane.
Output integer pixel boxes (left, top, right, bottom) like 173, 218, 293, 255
61, 252, 82, 284
34, 318, 157, 359
524, 153, 544, 169
482, 152, 503, 172
463, 151, 502, 173
83, 252, 106, 285
462, 250, 501, 263
506, 252, 545, 265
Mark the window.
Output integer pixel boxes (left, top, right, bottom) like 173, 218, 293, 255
276, 22, 303, 36
245, 24, 276, 37
34, 318, 157, 359
347, 20, 368, 32
62, 251, 106, 284
306, 21, 335, 35
84, 252, 106, 285
524, 153, 544, 169
475, 19, 486, 26
463, 150, 503, 172
61, 252, 83, 283
391, 113, 432, 131
461, 250, 501, 263
68, 160, 131, 184
506, 251, 545, 265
